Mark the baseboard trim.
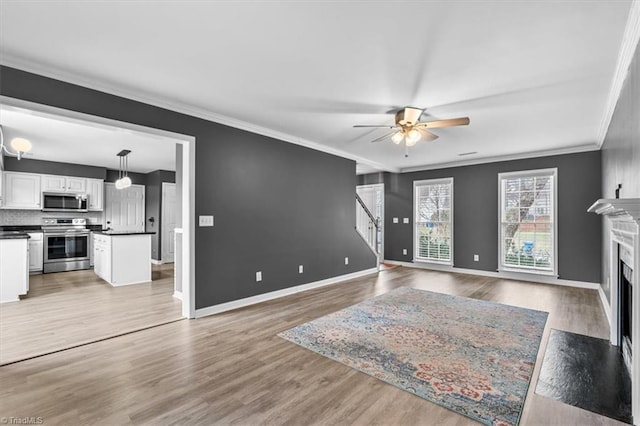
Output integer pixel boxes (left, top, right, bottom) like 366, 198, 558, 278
598, 285, 612, 325
151, 259, 163, 265
383, 260, 600, 290
173, 290, 183, 301
195, 267, 379, 318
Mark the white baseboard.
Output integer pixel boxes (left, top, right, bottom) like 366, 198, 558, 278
383, 260, 600, 290
173, 290, 183, 301
151, 259, 163, 265
195, 267, 379, 318
598, 285, 612, 325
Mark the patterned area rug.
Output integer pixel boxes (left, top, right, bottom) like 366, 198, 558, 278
279, 287, 548, 426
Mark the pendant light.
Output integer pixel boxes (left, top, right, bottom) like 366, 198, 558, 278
115, 149, 132, 189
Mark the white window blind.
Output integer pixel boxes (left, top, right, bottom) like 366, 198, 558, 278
499, 169, 557, 274
414, 178, 453, 264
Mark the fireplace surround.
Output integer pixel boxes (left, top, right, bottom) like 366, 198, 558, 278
589, 198, 640, 424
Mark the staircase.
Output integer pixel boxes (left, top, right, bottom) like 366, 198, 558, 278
356, 193, 380, 265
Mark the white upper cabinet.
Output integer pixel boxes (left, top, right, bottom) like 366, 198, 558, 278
2, 172, 42, 209
86, 178, 104, 211
2, 172, 104, 211
42, 175, 87, 193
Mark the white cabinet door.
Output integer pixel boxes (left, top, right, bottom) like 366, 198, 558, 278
2, 172, 42, 209
42, 175, 67, 192
27, 233, 44, 272
86, 179, 104, 211
66, 177, 86, 193
42, 175, 87, 193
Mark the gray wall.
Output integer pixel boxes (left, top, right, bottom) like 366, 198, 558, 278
4, 157, 105, 179
601, 41, 640, 302
1, 66, 376, 309
358, 150, 602, 283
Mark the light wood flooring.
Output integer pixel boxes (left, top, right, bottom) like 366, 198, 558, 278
0, 264, 182, 365
0, 267, 625, 425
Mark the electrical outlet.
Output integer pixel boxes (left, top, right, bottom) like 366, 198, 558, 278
403, 218, 409, 224
256, 271, 262, 282
298, 265, 304, 274
345, 257, 349, 265
403, 249, 407, 255
474, 254, 479, 262
393, 217, 399, 224
199, 215, 214, 227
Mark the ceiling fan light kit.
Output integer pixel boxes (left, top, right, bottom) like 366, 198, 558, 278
354, 106, 470, 154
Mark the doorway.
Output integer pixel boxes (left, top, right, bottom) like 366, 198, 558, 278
356, 184, 385, 260
0, 96, 196, 364
161, 182, 177, 264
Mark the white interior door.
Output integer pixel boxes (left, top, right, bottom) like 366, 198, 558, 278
356, 184, 385, 259
105, 183, 145, 232
161, 183, 177, 263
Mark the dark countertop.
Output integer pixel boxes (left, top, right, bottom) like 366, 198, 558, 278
94, 231, 156, 236
0, 225, 43, 232
0, 231, 31, 240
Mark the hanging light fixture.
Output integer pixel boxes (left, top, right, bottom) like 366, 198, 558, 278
0, 125, 32, 160
115, 149, 132, 190
391, 131, 405, 144
405, 128, 421, 147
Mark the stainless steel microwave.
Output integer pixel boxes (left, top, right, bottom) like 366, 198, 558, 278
42, 192, 89, 212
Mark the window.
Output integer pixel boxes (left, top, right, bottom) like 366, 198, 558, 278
499, 169, 557, 274
414, 178, 453, 264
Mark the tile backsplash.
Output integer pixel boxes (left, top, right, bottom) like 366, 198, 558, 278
0, 210, 104, 226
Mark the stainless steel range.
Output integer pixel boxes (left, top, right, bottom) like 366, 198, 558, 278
42, 217, 90, 273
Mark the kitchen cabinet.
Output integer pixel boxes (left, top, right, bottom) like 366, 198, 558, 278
0, 237, 29, 303
42, 175, 86, 193
94, 233, 151, 286
1, 172, 41, 210
27, 232, 44, 272
86, 178, 104, 211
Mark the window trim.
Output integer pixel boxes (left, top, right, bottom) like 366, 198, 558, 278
413, 177, 454, 266
497, 168, 558, 277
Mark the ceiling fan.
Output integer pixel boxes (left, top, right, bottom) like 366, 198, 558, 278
353, 107, 470, 148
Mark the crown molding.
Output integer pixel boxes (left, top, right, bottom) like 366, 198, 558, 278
399, 143, 600, 174
597, 0, 640, 148
0, 55, 398, 174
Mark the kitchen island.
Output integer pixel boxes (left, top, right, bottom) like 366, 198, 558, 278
93, 231, 154, 286
0, 231, 30, 303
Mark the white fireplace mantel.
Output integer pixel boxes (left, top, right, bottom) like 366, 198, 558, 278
589, 198, 640, 424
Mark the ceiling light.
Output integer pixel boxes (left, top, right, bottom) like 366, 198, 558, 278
391, 132, 404, 144
405, 129, 421, 146
0, 126, 32, 160
115, 149, 132, 190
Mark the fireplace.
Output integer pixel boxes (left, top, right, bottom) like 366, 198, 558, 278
589, 198, 640, 424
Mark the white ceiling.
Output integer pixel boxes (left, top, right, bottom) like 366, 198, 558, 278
0, 1, 633, 174
0, 106, 177, 173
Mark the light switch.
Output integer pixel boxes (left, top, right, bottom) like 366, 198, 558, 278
393, 217, 399, 224
403, 218, 410, 224
199, 215, 214, 227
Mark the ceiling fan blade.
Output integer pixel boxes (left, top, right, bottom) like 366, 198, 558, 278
353, 124, 398, 128
420, 129, 439, 141
369, 131, 397, 143
417, 117, 470, 128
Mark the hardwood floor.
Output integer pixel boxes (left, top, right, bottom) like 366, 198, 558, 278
0, 264, 182, 365
0, 267, 625, 425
